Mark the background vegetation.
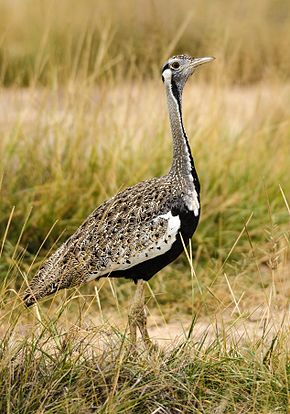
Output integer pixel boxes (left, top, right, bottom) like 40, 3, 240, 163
0, 0, 289, 412
0, 0, 289, 85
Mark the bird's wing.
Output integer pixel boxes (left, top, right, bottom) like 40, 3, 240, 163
63, 177, 182, 280
85, 208, 181, 280
23, 177, 182, 305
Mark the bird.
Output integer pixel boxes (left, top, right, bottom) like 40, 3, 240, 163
23, 54, 214, 348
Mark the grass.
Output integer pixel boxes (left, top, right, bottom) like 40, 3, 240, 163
0, 318, 289, 413
0, 0, 290, 86
0, 80, 289, 413
0, 1, 290, 412
1, 81, 289, 313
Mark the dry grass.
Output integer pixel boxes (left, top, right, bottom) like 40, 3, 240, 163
1, 80, 289, 311
0, 80, 289, 412
0, 320, 289, 413
0, 0, 289, 85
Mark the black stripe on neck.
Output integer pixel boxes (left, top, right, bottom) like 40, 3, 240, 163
170, 80, 199, 189
171, 80, 181, 111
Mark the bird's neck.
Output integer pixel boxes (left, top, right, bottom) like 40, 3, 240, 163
165, 79, 197, 182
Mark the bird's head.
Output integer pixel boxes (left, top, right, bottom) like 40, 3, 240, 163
161, 54, 215, 97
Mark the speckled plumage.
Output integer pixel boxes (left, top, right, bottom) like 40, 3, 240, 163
24, 174, 199, 306
23, 54, 214, 307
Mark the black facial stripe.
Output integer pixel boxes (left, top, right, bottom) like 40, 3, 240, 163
161, 63, 170, 74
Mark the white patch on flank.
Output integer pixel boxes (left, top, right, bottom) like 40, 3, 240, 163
155, 211, 181, 235
119, 211, 181, 270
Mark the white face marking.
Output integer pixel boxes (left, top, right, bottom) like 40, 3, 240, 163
162, 68, 172, 82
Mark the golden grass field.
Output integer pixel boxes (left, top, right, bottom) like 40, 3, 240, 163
0, 0, 289, 412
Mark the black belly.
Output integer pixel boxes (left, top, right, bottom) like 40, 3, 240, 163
104, 209, 200, 283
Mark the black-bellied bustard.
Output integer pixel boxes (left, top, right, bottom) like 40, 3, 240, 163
23, 55, 214, 348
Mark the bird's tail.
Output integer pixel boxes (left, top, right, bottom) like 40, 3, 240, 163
23, 290, 36, 307
22, 265, 80, 307
22, 243, 70, 307
23, 276, 59, 307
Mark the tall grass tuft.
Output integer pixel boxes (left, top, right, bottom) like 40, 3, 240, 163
0, 311, 288, 413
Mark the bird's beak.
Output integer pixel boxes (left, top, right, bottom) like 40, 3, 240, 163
190, 56, 215, 69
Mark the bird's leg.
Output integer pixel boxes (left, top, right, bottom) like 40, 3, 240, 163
128, 279, 152, 349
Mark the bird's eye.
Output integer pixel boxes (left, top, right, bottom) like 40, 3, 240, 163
171, 61, 180, 69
